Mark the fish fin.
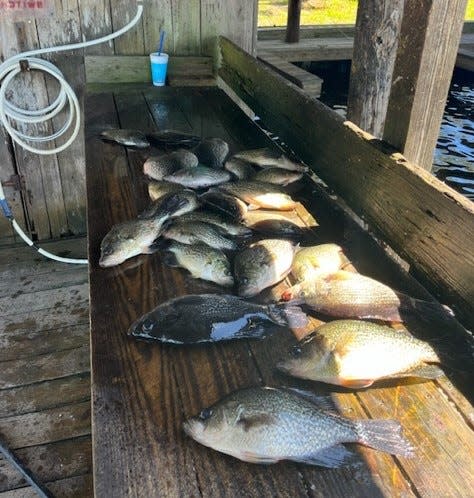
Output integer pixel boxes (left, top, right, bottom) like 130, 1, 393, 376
282, 388, 337, 413
270, 302, 309, 328
292, 444, 358, 468
339, 379, 375, 389
382, 363, 444, 381
355, 420, 414, 458
239, 451, 279, 464
145, 237, 167, 254
236, 410, 277, 432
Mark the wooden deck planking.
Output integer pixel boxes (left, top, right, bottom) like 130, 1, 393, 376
0, 241, 91, 496
86, 85, 474, 497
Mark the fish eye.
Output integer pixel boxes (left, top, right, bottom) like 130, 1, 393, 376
291, 346, 302, 357
199, 408, 213, 420
142, 319, 154, 332
241, 277, 249, 285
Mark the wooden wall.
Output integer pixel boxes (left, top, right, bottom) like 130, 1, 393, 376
0, 0, 257, 243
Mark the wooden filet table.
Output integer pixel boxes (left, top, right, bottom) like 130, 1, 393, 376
85, 85, 474, 497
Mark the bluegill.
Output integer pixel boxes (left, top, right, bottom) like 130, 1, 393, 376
225, 157, 256, 179
165, 166, 231, 189
143, 150, 199, 180
253, 168, 304, 186
163, 221, 237, 250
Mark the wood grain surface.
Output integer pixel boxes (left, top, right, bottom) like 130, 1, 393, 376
86, 85, 474, 497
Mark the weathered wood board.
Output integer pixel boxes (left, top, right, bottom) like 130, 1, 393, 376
219, 36, 474, 329
86, 85, 474, 498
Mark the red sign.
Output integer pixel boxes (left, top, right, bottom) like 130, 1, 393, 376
0, 0, 53, 18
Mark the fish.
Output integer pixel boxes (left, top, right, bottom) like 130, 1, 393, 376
253, 168, 304, 186
200, 191, 248, 222
165, 166, 231, 189
234, 239, 296, 297
281, 270, 447, 322
148, 180, 184, 202
183, 386, 413, 466
129, 294, 308, 344
277, 320, 443, 388
139, 189, 199, 220
99, 192, 188, 267
217, 181, 297, 210
292, 244, 350, 282
233, 148, 308, 172
224, 157, 256, 179
194, 138, 230, 168
178, 210, 252, 236
162, 241, 234, 287
146, 130, 201, 148
163, 221, 238, 250
100, 129, 150, 148
143, 150, 199, 180
247, 219, 304, 239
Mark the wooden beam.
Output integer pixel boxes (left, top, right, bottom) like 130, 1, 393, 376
285, 0, 302, 43
218, 36, 474, 327
347, 0, 405, 138
383, 0, 468, 170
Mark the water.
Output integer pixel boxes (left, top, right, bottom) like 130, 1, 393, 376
299, 61, 474, 200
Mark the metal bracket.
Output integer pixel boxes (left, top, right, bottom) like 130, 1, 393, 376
1, 174, 25, 191
19, 59, 30, 72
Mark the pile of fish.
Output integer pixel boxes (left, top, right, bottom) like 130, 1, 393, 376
98, 128, 451, 468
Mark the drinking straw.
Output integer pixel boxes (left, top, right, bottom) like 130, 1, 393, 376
158, 31, 166, 55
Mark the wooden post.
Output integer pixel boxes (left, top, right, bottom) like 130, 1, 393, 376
347, 0, 405, 138
383, 0, 468, 170
285, 0, 302, 43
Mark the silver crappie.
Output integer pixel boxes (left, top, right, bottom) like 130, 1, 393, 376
165, 165, 231, 189
224, 157, 256, 179
144, 150, 199, 180
163, 221, 237, 250
217, 181, 297, 210
100, 192, 192, 267
129, 294, 307, 344
194, 138, 229, 168
139, 189, 199, 220
148, 180, 184, 202
233, 148, 308, 172
277, 320, 442, 388
184, 387, 413, 466
100, 129, 150, 148
163, 241, 233, 286
234, 239, 296, 297
253, 168, 304, 186
178, 210, 252, 236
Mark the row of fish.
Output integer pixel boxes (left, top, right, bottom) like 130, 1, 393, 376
99, 129, 443, 468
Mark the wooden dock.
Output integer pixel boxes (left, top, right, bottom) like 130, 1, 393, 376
0, 239, 91, 497
257, 25, 474, 70
85, 84, 474, 497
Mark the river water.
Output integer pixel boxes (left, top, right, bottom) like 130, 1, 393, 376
304, 62, 474, 200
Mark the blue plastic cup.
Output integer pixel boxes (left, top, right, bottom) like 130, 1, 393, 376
150, 53, 169, 86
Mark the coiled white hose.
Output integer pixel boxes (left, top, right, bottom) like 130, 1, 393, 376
0, 1, 143, 264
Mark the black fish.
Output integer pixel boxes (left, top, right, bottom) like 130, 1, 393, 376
128, 294, 308, 344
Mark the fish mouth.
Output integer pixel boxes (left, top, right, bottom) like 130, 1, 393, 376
183, 418, 205, 442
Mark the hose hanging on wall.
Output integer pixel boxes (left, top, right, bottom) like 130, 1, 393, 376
0, 1, 144, 264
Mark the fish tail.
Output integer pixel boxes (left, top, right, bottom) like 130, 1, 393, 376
270, 301, 309, 329
355, 419, 414, 458
398, 294, 455, 323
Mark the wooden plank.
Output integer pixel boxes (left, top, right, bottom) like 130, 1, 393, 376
0, 436, 91, 493
347, 0, 404, 138
0, 284, 88, 316
258, 52, 322, 97
219, 36, 474, 328
257, 37, 354, 62
143, 0, 173, 54
200, 0, 257, 57
0, 323, 88, 361
0, 474, 93, 498
0, 401, 90, 449
258, 24, 356, 41
78, 0, 114, 55
285, 0, 302, 43
85, 55, 214, 83
456, 47, 474, 71
110, 0, 145, 55
172, 0, 201, 55
383, 0, 468, 170
0, 374, 90, 418
0, 344, 90, 389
